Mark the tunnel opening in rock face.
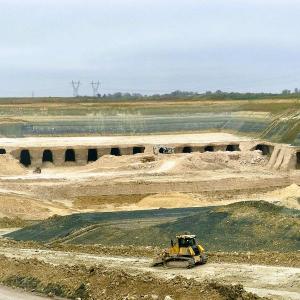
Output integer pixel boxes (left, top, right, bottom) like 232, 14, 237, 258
20, 150, 31, 166
297, 152, 300, 169
88, 149, 98, 162
65, 149, 76, 162
42, 150, 53, 163
255, 144, 271, 155
226, 144, 240, 152
182, 146, 192, 153
133, 146, 145, 154
204, 145, 214, 152
0, 149, 6, 154
111, 147, 121, 156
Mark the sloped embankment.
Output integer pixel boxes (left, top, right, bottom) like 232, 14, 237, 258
7, 201, 300, 252
0, 98, 299, 146
0, 255, 263, 300
260, 110, 300, 145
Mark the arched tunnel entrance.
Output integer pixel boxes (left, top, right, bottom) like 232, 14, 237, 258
182, 146, 192, 153
133, 146, 145, 155
111, 147, 121, 156
65, 149, 76, 162
20, 150, 31, 167
297, 152, 300, 169
255, 144, 271, 155
42, 149, 53, 163
226, 144, 240, 152
0, 149, 6, 154
88, 149, 98, 162
204, 145, 214, 152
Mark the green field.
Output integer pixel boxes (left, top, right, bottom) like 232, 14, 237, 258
8, 201, 300, 252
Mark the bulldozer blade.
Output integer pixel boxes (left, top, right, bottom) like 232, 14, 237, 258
165, 260, 189, 268
164, 259, 195, 269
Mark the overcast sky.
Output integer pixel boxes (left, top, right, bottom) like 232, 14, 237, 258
1, 0, 300, 97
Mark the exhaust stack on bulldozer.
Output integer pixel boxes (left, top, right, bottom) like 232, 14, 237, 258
152, 234, 207, 268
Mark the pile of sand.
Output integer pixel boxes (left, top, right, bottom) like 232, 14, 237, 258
239, 150, 268, 166
0, 195, 50, 219
137, 192, 201, 208
84, 154, 158, 172
151, 151, 267, 174
0, 192, 76, 220
0, 155, 27, 176
264, 184, 300, 209
200, 151, 267, 168
169, 154, 224, 173
71, 150, 268, 176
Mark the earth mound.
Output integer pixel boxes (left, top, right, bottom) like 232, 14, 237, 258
0, 155, 27, 176
137, 192, 200, 208
7, 201, 300, 252
264, 184, 300, 209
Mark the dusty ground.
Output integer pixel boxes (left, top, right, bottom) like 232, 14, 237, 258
0, 133, 298, 299
0, 145, 298, 219
0, 246, 298, 300
0, 254, 264, 300
0, 285, 53, 300
1, 240, 299, 268
0, 132, 248, 148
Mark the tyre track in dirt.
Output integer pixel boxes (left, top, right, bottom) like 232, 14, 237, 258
0, 247, 299, 300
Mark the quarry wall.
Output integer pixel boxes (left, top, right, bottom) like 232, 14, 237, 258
0, 137, 298, 170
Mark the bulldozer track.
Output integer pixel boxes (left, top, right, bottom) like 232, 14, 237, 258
0, 247, 298, 300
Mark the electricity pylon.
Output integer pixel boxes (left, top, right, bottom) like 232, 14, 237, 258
71, 80, 81, 97
90, 81, 100, 97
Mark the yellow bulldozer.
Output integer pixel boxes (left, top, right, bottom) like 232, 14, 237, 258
151, 234, 207, 268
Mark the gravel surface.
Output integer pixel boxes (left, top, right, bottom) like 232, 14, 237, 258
0, 247, 298, 300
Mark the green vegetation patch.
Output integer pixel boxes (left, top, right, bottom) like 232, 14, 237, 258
7, 201, 300, 252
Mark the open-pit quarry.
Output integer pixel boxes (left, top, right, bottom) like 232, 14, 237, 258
0, 132, 298, 218
0, 98, 298, 300
0, 134, 299, 299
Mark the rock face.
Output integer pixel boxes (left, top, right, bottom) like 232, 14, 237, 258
0, 99, 298, 146
267, 144, 299, 170
0, 135, 298, 170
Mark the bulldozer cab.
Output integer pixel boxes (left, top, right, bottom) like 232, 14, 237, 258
169, 234, 200, 256
176, 234, 196, 248
178, 236, 196, 248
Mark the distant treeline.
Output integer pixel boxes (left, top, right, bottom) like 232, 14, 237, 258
96, 90, 300, 101
1, 89, 300, 103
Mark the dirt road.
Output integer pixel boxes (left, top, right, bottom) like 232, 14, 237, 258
0, 247, 298, 300
0, 285, 52, 300
0, 133, 248, 148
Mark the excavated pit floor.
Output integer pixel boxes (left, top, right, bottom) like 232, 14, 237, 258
0, 133, 298, 219
0, 247, 298, 300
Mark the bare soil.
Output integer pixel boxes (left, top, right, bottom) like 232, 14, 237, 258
0, 245, 298, 299
0, 285, 53, 300
0, 254, 264, 300
1, 240, 299, 268
0, 146, 298, 219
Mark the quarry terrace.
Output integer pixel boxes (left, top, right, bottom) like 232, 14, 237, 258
0, 133, 298, 170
